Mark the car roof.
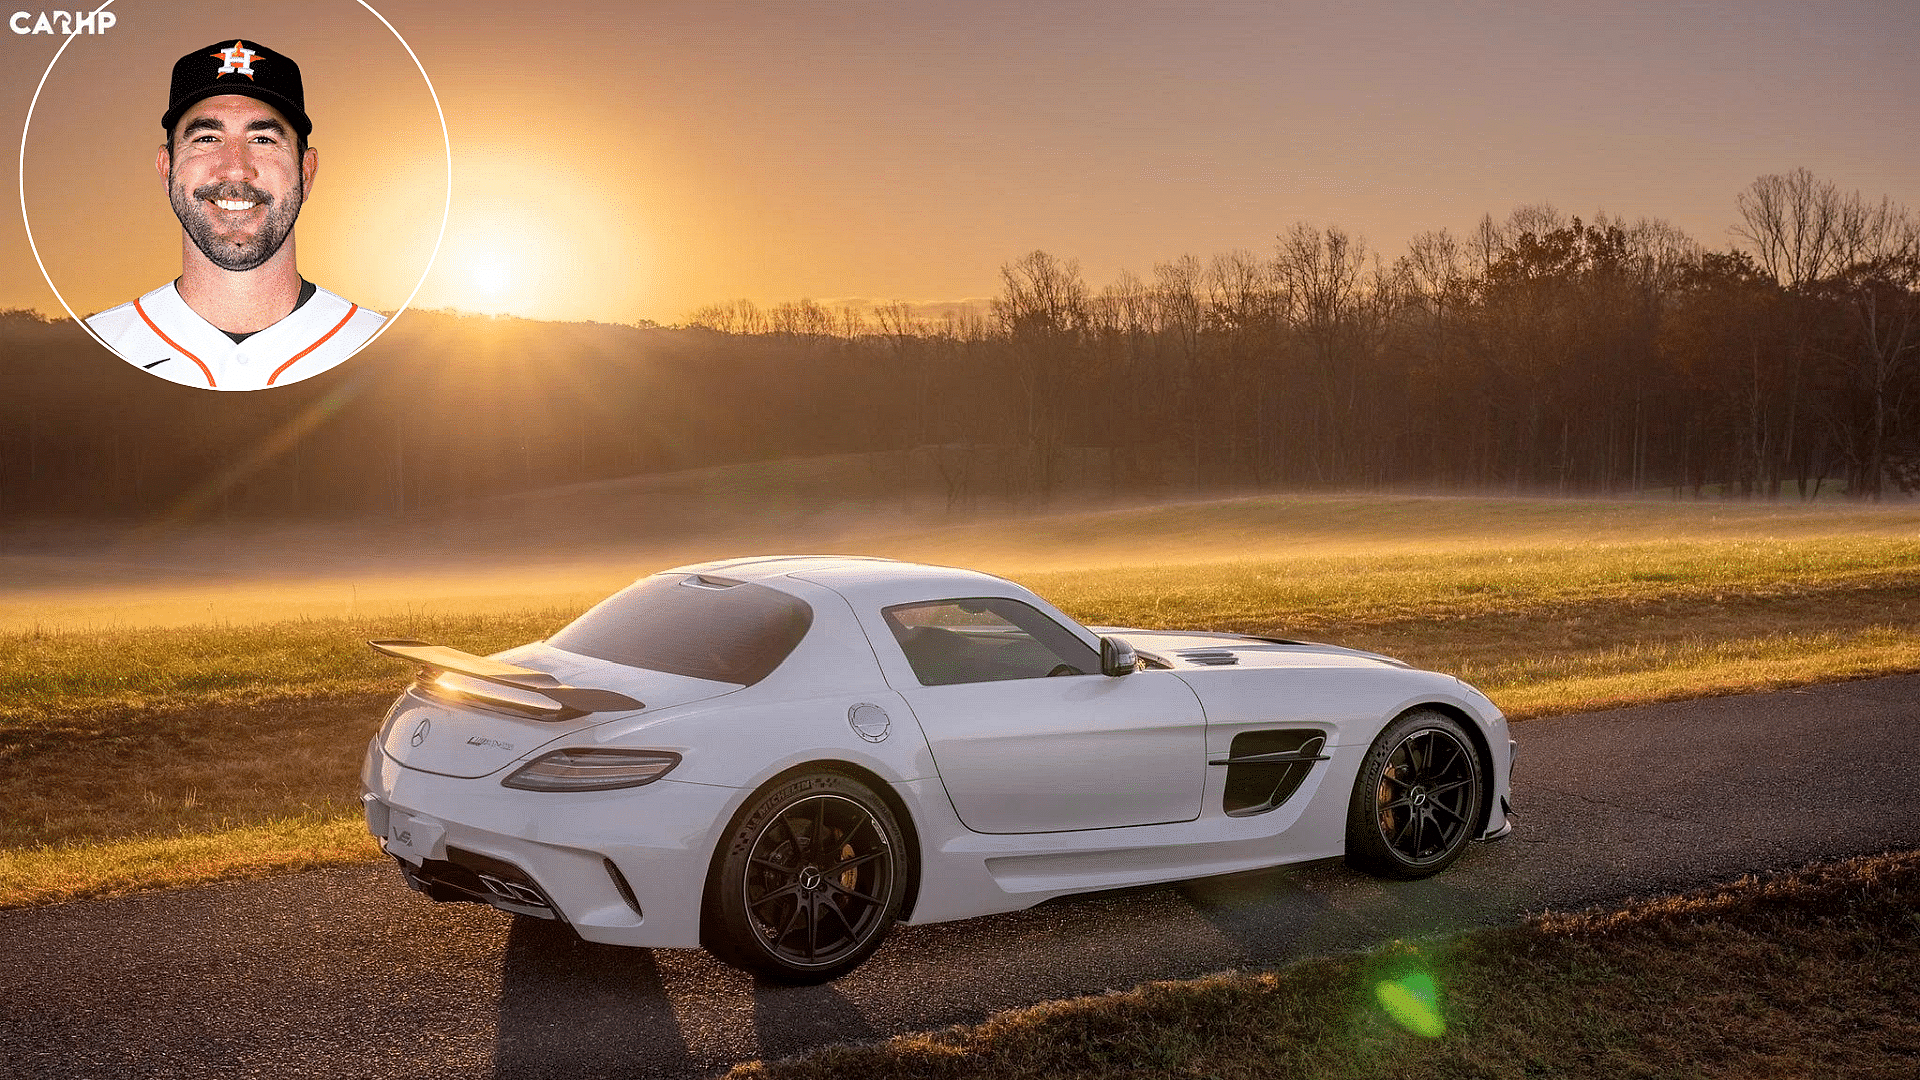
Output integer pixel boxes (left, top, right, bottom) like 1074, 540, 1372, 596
657, 554, 1027, 604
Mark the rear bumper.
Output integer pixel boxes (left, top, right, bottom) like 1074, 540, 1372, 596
392, 847, 567, 919
362, 739, 741, 948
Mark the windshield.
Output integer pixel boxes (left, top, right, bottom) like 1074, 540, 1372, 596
548, 574, 813, 685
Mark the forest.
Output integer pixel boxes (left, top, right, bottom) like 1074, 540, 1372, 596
1, 169, 1914, 521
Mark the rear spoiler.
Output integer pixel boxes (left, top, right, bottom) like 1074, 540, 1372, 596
369, 639, 644, 717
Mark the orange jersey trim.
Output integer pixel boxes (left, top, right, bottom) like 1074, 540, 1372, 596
268, 304, 360, 386
134, 297, 216, 388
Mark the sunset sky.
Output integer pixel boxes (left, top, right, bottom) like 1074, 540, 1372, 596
4, 0, 1916, 327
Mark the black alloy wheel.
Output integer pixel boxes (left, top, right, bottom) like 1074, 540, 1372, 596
1345, 709, 1484, 879
706, 770, 908, 983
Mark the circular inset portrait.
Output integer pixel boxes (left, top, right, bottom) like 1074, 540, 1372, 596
21, 1, 448, 391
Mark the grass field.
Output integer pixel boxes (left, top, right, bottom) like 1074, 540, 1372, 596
2, 493, 1918, 907
729, 849, 1920, 1079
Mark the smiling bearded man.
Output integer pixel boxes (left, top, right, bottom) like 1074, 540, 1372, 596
85, 39, 385, 391
168, 135, 306, 274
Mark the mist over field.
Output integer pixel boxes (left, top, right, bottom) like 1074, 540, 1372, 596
4, 469, 1915, 633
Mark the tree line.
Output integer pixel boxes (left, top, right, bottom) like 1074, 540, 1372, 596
693, 168, 1919, 502
1, 169, 1914, 523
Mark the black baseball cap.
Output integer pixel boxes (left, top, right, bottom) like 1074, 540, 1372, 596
161, 39, 312, 140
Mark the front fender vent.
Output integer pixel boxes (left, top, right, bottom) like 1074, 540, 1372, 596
1216, 729, 1328, 816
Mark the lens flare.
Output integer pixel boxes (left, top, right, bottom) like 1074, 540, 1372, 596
1375, 969, 1445, 1037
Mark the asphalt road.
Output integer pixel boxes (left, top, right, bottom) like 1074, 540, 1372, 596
4, 674, 1917, 1080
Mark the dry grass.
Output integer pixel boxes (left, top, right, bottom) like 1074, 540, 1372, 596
0, 612, 576, 858
0, 815, 378, 908
1026, 534, 1920, 633
0, 690, 396, 850
0, 609, 573, 717
731, 850, 1920, 1079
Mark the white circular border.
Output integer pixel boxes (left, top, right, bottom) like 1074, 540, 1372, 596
17, 0, 451, 365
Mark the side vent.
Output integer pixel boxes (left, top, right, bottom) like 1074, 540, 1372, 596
1178, 649, 1240, 666
1216, 729, 1329, 817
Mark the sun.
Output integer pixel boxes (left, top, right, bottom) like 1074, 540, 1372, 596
409, 149, 657, 321
470, 256, 513, 304
427, 237, 541, 316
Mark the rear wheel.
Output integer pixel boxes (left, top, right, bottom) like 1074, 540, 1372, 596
705, 770, 908, 983
1345, 710, 1484, 879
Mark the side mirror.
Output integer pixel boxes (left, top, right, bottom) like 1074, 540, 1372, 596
1100, 636, 1138, 677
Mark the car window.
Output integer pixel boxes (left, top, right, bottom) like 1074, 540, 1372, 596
548, 574, 812, 685
883, 597, 1098, 686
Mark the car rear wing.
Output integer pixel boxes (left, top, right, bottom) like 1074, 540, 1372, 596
369, 639, 644, 719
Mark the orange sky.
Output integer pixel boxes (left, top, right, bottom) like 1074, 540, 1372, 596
4, 0, 1917, 326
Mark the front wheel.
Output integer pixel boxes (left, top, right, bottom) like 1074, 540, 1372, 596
705, 770, 908, 983
1345, 709, 1484, 880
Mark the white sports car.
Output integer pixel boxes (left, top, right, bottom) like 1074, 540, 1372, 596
362, 555, 1514, 982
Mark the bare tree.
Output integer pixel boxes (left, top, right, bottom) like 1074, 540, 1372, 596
1099, 268, 1156, 336
939, 304, 989, 343
1734, 169, 1852, 287
1736, 171, 1920, 497
686, 303, 737, 334
769, 298, 838, 337
1404, 229, 1465, 309
1153, 255, 1208, 489
736, 299, 768, 336
1467, 213, 1506, 275
1206, 250, 1273, 331
1824, 205, 1920, 498
875, 300, 935, 461
992, 250, 1091, 499
1614, 215, 1702, 293
993, 250, 1091, 338
1273, 223, 1371, 482
872, 300, 920, 340
836, 304, 868, 339
1507, 203, 1568, 240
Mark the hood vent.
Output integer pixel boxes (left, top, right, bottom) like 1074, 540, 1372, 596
1177, 649, 1240, 666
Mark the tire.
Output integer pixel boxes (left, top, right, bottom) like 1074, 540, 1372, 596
704, 770, 909, 983
1344, 709, 1484, 880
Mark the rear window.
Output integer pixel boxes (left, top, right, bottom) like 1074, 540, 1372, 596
548, 574, 813, 685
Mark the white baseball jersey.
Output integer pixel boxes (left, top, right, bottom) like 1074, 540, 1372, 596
86, 281, 385, 391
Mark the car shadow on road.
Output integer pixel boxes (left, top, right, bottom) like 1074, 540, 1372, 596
491, 911, 885, 1076
748, 977, 884, 1062
494, 915, 697, 1079
1175, 843, 1528, 966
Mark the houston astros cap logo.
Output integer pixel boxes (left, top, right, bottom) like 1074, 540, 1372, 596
211, 41, 260, 80
163, 37, 312, 139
